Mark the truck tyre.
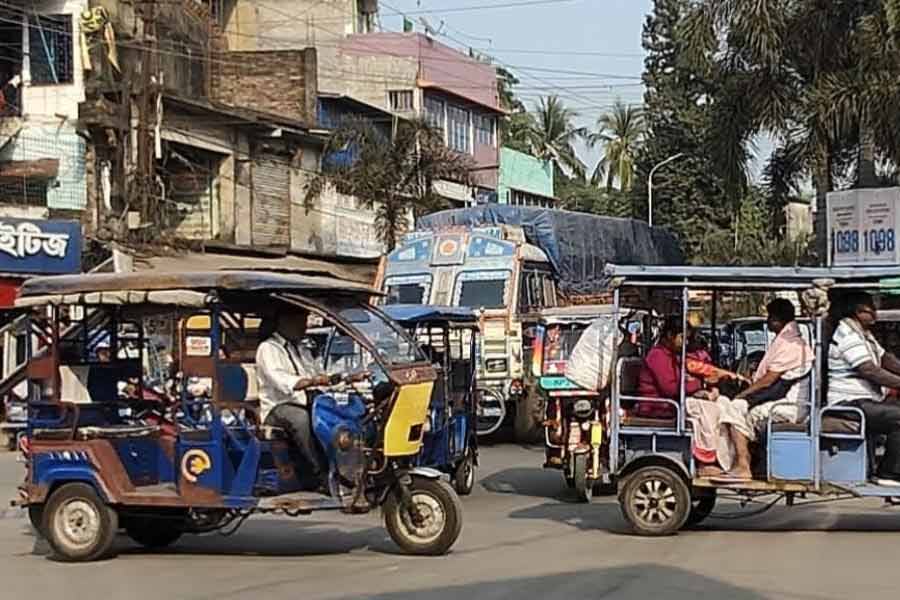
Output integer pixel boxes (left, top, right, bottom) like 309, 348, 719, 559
513, 390, 543, 443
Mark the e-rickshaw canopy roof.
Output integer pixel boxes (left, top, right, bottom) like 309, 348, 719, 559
15, 270, 380, 308
604, 264, 900, 290
382, 304, 478, 326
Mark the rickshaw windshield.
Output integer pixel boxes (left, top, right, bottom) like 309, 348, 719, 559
337, 305, 426, 366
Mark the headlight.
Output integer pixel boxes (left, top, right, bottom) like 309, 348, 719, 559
485, 358, 508, 372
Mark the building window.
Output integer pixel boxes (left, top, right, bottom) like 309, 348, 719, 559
28, 14, 73, 85
475, 114, 495, 147
389, 90, 414, 112
510, 189, 554, 208
447, 105, 471, 154
424, 96, 445, 134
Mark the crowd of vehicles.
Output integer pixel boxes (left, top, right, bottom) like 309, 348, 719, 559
375, 206, 681, 441
11, 256, 900, 558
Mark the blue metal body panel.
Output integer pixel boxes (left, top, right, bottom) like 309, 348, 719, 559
769, 434, 814, 481
312, 393, 372, 466
820, 439, 867, 483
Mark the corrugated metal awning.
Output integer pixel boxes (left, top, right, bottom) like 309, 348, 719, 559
134, 252, 376, 285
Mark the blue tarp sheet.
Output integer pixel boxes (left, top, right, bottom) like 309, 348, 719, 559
416, 206, 683, 295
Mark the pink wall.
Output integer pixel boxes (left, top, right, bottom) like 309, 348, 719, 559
341, 32, 500, 110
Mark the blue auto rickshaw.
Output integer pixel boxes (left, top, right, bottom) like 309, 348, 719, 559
13, 271, 463, 561
381, 305, 481, 495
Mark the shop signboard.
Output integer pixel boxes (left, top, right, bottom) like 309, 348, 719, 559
827, 188, 899, 266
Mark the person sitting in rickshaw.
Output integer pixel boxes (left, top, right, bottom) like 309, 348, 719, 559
637, 316, 749, 478
256, 312, 369, 488
827, 292, 900, 486
732, 300, 813, 430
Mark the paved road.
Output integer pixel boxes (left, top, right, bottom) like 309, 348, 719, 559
1, 444, 900, 599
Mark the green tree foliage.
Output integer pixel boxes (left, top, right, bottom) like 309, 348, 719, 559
305, 117, 474, 251
632, 0, 734, 260
588, 100, 646, 192
682, 0, 900, 257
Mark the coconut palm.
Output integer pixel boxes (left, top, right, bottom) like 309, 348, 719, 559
588, 100, 646, 192
680, 0, 881, 255
305, 117, 474, 251
528, 95, 588, 179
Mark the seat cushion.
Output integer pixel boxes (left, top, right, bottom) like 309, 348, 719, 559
821, 415, 861, 434
772, 422, 808, 433
621, 416, 676, 429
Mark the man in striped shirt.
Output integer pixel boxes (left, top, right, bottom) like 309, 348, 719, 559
828, 292, 900, 485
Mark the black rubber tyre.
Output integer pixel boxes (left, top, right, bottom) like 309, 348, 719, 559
619, 466, 691, 536
27, 504, 44, 535
384, 477, 463, 556
43, 482, 118, 562
573, 453, 593, 503
452, 449, 476, 496
124, 517, 183, 549
686, 491, 717, 527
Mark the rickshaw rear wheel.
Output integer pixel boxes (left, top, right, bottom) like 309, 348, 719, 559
124, 516, 184, 549
686, 490, 717, 527
573, 454, 593, 503
452, 449, 476, 496
43, 482, 118, 562
619, 466, 691, 536
384, 477, 463, 556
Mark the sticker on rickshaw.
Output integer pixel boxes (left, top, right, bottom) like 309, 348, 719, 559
181, 449, 212, 482
185, 336, 212, 356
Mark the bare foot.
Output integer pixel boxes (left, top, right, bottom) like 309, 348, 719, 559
698, 465, 724, 477
728, 469, 753, 480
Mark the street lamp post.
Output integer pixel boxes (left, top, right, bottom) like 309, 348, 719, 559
647, 152, 685, 228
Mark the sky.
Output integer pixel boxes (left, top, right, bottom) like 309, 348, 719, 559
379, 0, 773, 181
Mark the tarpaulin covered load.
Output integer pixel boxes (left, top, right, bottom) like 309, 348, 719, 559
416, 206, 683, 295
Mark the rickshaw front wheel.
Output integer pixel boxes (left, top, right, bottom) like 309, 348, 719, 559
573, 454, 593, 503
619, 466, 691, 536
384, 477, 463, 555
43, 482, 119, 562
452, 449, 476, 496
124, 516, 184, 549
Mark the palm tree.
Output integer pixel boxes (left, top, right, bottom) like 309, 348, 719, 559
588, 100, 646, 192
681, 0, 875, 257
305, 117, 474, 251
529, 95, 588, 179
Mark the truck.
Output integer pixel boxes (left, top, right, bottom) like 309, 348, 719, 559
374, 205, 682, 441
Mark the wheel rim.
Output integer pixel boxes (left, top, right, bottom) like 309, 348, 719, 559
55, 499, 101, 550
398, 492, 446, 544
632, 478, 678, 527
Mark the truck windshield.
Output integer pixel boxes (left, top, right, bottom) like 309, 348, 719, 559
386, 283, 425, 305
458, 279, 505, 309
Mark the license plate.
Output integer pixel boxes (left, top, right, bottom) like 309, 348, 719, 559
481, 407, 503, 417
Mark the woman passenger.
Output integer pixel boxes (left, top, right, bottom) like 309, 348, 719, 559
637, 316, 750, 477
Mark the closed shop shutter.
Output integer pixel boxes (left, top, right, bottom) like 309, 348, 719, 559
251, 153, 290, 247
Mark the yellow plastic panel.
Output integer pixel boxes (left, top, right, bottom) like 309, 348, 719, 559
384, 382, 433, 457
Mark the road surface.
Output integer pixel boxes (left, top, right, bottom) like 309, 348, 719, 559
0, 444, 898, 599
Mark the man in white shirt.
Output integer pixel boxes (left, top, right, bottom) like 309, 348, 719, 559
256, 312, 333, 479
828, 292, 900, 485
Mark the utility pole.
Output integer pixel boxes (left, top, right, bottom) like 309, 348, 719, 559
647, 152, 685, 228
135, 0, 157, 237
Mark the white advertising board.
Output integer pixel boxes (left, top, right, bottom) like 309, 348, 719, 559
827, 188, 900, 266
